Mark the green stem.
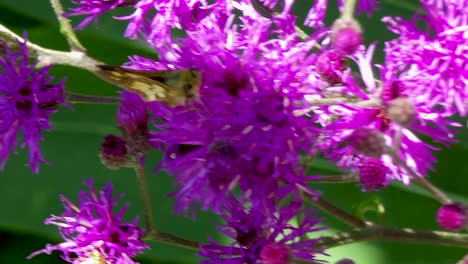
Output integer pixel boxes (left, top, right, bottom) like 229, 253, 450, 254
134, 165, 155, 233
341, 0, 357, 20
49, 0, 86, 52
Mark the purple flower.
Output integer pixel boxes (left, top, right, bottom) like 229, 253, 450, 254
0, 35, 66, 173
317, 44, 458, 184
305, 0, 327, 28
122, 3, 325, 214
306, 0, 379, 29
383, 0, 468, 115
199, 200, 326, 264
67, 0, 134, 29
128, 0, 212, 40
28, 179, 149, 263
337, 0, 379, 17
68, 0, 212, 40
355, 0, 379, 16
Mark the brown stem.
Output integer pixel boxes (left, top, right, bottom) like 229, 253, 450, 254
144, 230, 200, 251
388, 148, 452, 204
303, 193, 369, 228
316, 226, 468, 250
412, 176, 452, 204
312, 174, 359, 183
64, 91, 121, 104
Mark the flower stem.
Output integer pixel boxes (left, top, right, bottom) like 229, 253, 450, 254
64, 91, 121, 104
295, 97, 381, 116
341, 0, 357, 20
316, 225, 468, 250
0, 24, 100, 70
413, 176, 452, 204
387, 148, 452, 204
303, 193, 369, 228
134, 165, 155, 233
292, 258, 326, 264
145, 230, 200, 251
312, 174, 359, 183
49, 0, 86, 52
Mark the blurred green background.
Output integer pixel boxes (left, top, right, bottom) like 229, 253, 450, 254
0, 0, 466, 263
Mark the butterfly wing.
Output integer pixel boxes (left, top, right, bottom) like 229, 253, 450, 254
96, 65, 172, 102
96, 65, 201, 107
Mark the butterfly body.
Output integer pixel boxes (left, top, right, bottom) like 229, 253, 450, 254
96, 65, 201, 107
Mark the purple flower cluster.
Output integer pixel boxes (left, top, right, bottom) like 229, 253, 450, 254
121, 2, 328, 214
68, 0, 213, 40
0, 36, 66, 173
29, 179, 149, 263
315, 44, 458, 186
383, 0, 468, 116
199, 200, 326, 264
111, 1, 329, 261
17, 0, 466, 262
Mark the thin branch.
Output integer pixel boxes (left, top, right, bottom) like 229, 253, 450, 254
387, 147, 452, 204
64, 91, 121, 104
303, 193, 369, 228
413, 176, 452, 204
311, 174, 359, 183
134, 165, 156, 233
144, 230, 200, 251
0, 24, 100, 70
49, 0, 86, 52
316, 225, 468, 250
294, 97, 381, 116
291, 258, 326, 264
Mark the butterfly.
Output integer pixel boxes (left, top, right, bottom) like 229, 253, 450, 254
96, 65, 202, 107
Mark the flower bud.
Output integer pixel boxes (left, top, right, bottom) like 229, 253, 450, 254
116, 92, 150, 158
348, 128, 386, 158
259, 242, 290, 264
387, 97, 415, 127
99, 134, 129, 170
316, 50, 345, 84
359, 158, 388, 191
436, 203, 468, 231
331, 18, 363, 55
